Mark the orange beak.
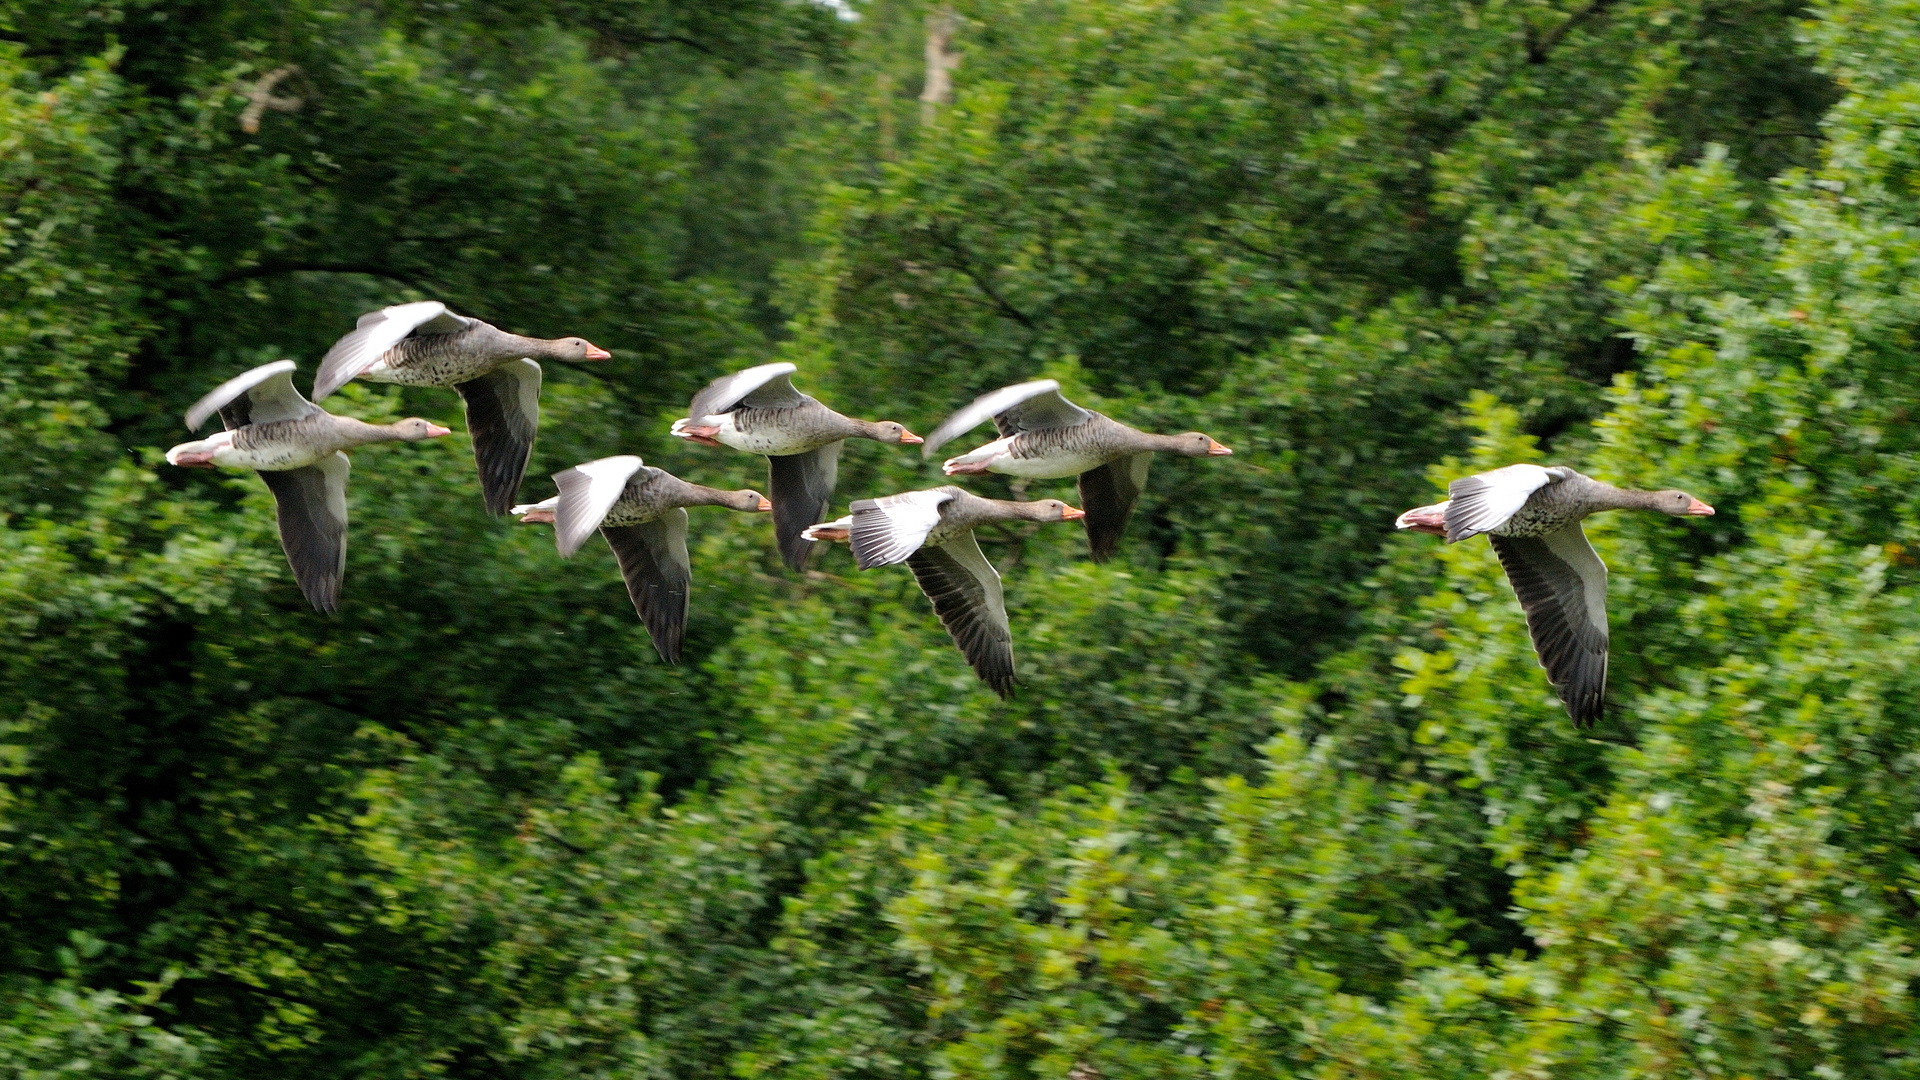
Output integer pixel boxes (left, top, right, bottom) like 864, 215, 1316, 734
583, 344, 612, 360
1686, 498, 1715, 516
899, 430, 924, 445
757, 497, 774, 512
1206, 439, 1233, 456
1062, 506, 1087, 521
426, 423, 453, 437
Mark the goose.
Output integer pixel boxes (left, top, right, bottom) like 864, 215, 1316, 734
671, 362, 922, 571
1395, 464, 1715, 726
166, 360, 451, 612
802, 486, 1084, 696
921, 380, 1232, 562
311, 301, 611, 515
511, 456, 770, 664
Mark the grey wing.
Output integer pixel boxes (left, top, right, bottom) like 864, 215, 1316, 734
313, 300, 467, 400
1489, 524, 1610, 727
258, 452, 350, 614
1076, 451, 1153, 563
922, 380, 1093, 454
905, 533, 1016, 698
454, 359, 542, 516
186, 359, 312, 431
767, 440, 841, 571
687, 362, 804, 420
600, 511, 692, 665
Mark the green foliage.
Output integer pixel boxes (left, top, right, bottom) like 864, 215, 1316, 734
4, 0, 1919, 1075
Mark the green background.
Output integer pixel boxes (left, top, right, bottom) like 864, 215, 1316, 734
1, 0, 1916, 1075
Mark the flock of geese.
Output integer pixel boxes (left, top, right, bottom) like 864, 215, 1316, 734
166, 303, 1715, 726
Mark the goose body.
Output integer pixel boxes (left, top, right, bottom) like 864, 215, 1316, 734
803, 486, 1084, 696
312, 301, 610, 515
923, 380, 1232, 562
167, 360, 451, 612
1396, 464, 1714, 726
671, 363, 922, 570
512, 456, 769, 664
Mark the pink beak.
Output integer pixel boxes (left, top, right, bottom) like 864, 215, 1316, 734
426, 423, 453, 437
1686, 498, 1715, 516
1062, 506, 1087, 521
583, 344, 612, 360
757, 497, 773, 512
519, 508, 557, 524
1207, 439, 1233, 456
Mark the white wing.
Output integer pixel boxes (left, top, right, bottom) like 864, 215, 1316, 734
313, 301, 468, 400
552, 455, 646, 558
1444, 464, 1564, 542
686, 362, 804, 421
184, 359, 313, 431
922, 380, 1092, 454
848, 489, 956, 569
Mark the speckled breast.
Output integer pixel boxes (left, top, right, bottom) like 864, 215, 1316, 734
1491, 493, 1582, 538
359, 334, 496, 388
223, 419, 336, 471
721, 407, 838, 456
1001, 427, 1116, 478
599, 481, 675, 528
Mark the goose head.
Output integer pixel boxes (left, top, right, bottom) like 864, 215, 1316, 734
1168, 432, 1232, 457
1027, 499, 1086, 522
396, 418, 454, 440
1652, 490, 1715, 517
871, 421, 923, 445
556, 337, 612, 361
729, 489, 774, 513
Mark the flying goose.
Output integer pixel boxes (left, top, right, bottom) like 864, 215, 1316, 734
803, 486, 1084, 696
921, 380, 1231, 562
512, 456, 770, 664
1396, 464, 1715, 726
166, 360, 451, 612
311, 301, 611, 515
670, 362, 922, 571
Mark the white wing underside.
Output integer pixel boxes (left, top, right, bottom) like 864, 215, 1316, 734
314, 301, 469, 400
849, 488, 954, 568
922, 379, 1091, 454
552, 455, 646, 558
184, 359, 312, 430
688, 362, 802, 420
1445, 463, 1564, 541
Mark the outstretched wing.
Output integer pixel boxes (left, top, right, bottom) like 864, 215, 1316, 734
601, 511, 692, 665
922, 380, 1093, 455
185, 360, 314, 431
848, 488, 955, 569
906, 533, 1015, 697
768, 440, 841, 571
1076, 451, 1153, 563
1444, 464, 1562, 542
454, 359, 541, 516
687, 362, 805, 421
1490, 524, 1610, 727
313, 301, 469, 400
552, 455, 647, 558
258, 452, 350, 614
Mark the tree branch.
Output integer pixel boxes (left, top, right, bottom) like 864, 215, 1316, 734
209, 261, 423, 288
930, 232, 1036, 329
1525, 0, 1621, 64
